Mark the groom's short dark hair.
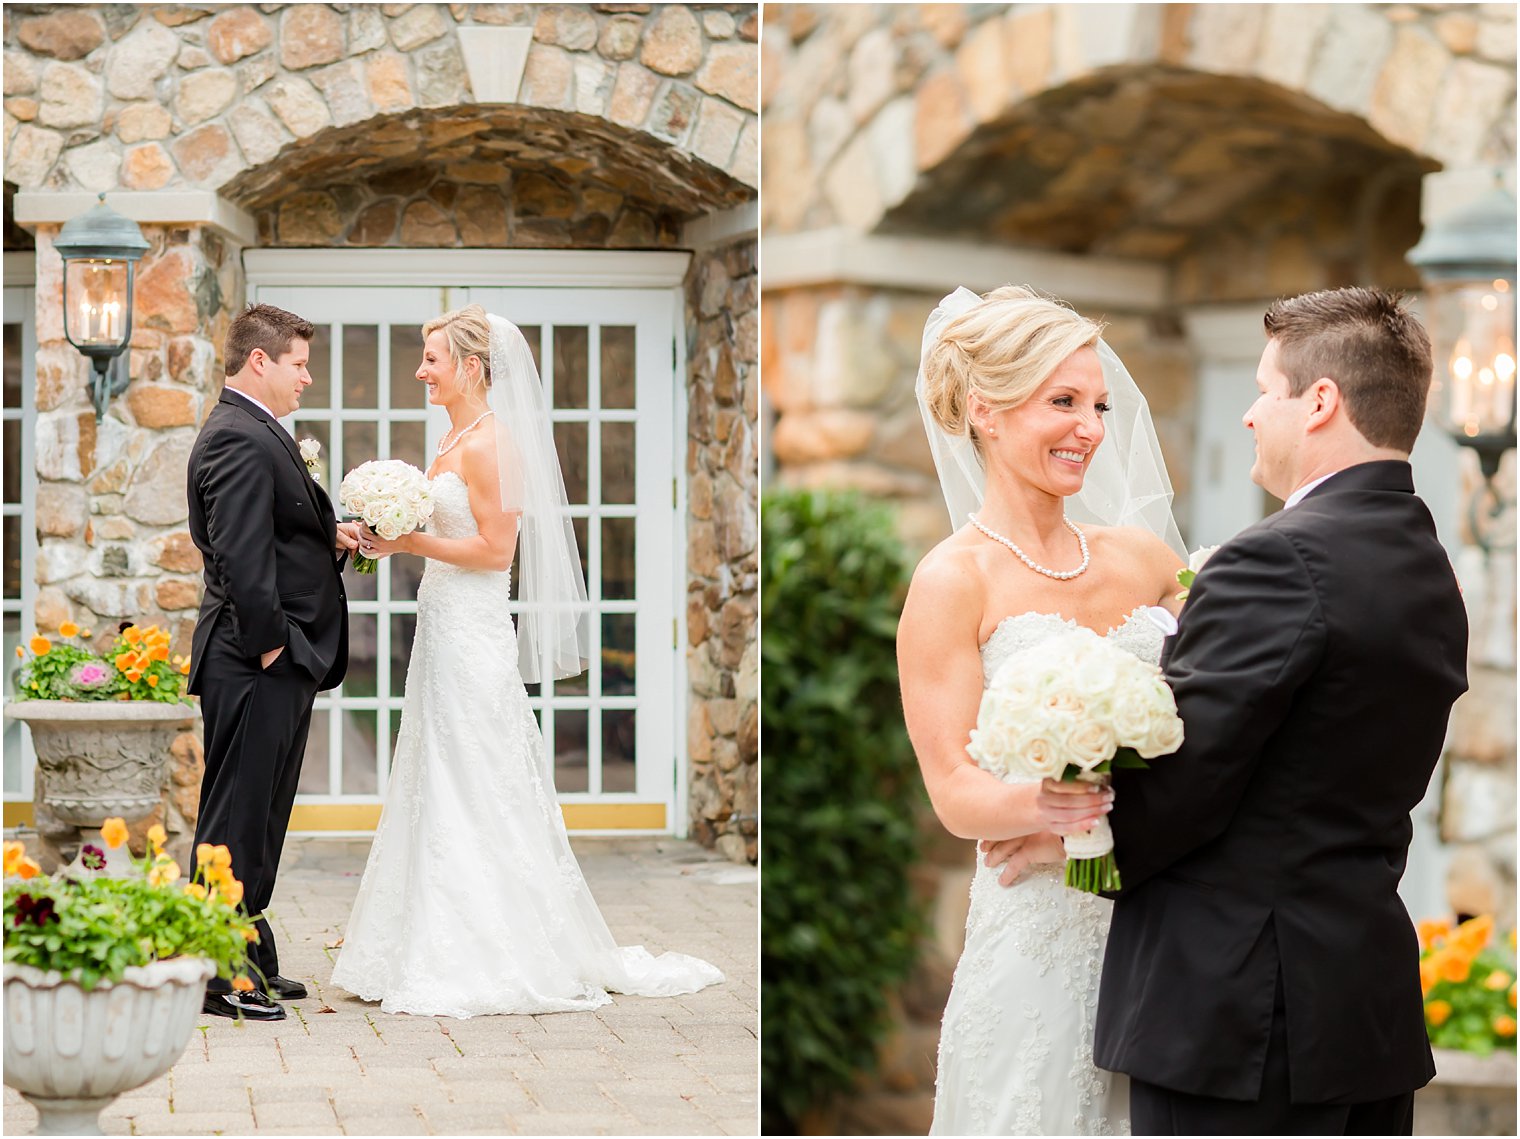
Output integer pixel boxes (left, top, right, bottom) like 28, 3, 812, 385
1263, 287, 1432, 452
225, 303, 316, 377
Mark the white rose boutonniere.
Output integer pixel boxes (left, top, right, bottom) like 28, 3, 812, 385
299, 438, 322, 482
1175, 544, 1220, 603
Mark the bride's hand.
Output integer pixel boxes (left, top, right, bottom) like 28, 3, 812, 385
1035, 777, 1113, 836
981, 832, 1066, 887
359, 526, 412, 560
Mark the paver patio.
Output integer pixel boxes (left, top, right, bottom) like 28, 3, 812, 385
3, 836, 758, 1136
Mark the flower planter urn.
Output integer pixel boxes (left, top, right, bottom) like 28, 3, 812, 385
3, 957, 216, 1135
2, 702, 198, 876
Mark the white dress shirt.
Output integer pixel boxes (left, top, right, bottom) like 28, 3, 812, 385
1284, 472, 1336, 510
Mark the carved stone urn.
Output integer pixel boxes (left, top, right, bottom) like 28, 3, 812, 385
3, 702, 199, 875
3, 957, 216, 1135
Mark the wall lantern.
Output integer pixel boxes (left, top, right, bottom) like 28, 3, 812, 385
1408, 180, 1517, 551
54, 193, 151, 420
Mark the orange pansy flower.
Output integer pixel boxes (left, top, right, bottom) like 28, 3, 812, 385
58, 621, 79, 638
1426, 999, 1452, 1027
1416, 918, 1451, 950
1451, 914, 1494, 955
29, 636, 50, 655
231, 975, 255, 991
183, 882, 207, 900
123, 627, 141, 644
151, 646, 169, 662
1496, 1015, 1517, 1038
1484, 970, 1511, 991
147, 675, 160, 688
179, 661, 191, 675
115, 653, 132, 671
1438, 951, 1471, 984
100, 817, 129, 849
125, 670, 142, 683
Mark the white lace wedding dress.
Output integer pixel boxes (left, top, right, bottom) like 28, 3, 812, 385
331, 471, 723, 1017
931, 609, 1165, 1136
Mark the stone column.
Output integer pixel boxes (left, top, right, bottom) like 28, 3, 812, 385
1425, 170, 1519, 929
686, 236, 758, 863
27, 218, 243, 864
1443, 448, 1517, 928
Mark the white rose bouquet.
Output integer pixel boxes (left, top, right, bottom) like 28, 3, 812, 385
338, 460, 435, 574
967, 626, 1185, 894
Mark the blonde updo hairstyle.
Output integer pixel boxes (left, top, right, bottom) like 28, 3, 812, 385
921, 286, 1105, 455
422, 304, 493, 392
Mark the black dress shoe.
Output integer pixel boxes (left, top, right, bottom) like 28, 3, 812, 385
264, 975, 307, 1000
203, 989, 286, 1021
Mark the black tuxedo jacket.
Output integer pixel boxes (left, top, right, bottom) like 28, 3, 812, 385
1095, 460, 1468, 1105
186, 390, 348, 694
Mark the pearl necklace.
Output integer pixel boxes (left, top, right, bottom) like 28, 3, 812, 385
436, 410, 493, 457
968, 513, 1090, 581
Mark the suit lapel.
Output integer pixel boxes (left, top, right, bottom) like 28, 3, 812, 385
219, 390, 332, 532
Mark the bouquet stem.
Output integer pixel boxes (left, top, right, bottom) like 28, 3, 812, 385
1065, 851, 1121, 893
352, 553, 378, 575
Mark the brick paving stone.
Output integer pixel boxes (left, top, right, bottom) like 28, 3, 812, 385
2, 836, 755, 1136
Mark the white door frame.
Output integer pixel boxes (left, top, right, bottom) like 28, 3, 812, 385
3, 255, 39, 815
246, 250, 692, 837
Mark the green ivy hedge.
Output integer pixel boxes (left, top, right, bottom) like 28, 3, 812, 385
760, 488, 925, 1133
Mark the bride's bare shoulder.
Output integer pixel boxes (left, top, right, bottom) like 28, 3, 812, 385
906, 528, 988, 613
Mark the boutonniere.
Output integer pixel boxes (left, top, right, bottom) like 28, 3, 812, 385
1175, 545, 1220, 603
299, 438, 322, 482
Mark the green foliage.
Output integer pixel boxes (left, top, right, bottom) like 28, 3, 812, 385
16, 641, 104, 700
1421, 917, 1518, 1055
106, 624, 191, 704
14, 623, 190, 704
760, 488, 925, 1133
4, 848, 258, 990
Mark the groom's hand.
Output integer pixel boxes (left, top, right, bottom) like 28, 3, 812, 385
1035, 777, 1113, 835
335, 521, 362, 555
982, 832, 1066, 886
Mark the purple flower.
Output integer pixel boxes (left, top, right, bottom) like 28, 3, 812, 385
80, 844, 105, 870
12, 893, 57, 928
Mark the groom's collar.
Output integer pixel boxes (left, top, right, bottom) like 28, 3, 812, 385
1283, 472, 1335, 509
1288, 460, 1415, 507
222, 384, 278, 422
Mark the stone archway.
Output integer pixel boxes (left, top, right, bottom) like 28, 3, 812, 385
220, 103, 754, 249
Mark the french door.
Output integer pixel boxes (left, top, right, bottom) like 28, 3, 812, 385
252, 281, 680, 833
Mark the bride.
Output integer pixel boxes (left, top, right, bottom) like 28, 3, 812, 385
330, 304, 722, 1017
898, 287, 1185, 1134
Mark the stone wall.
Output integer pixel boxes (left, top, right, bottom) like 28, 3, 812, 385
761, 3, 1514, 237
685, 235, 757, 862
26, 219, 235, 864
1444, 455, 1517, 929
5, 3, 758, 202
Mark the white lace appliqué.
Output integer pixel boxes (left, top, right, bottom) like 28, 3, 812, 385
930, 609, 1160, 1136
329, 471, 723, 1017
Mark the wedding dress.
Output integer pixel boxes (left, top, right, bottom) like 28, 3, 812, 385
930, 608, 1165, 1136
330, 471, 723, 1017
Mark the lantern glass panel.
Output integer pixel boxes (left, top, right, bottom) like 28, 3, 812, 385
1427, 277, 1517, 438
64, 260, 130, 350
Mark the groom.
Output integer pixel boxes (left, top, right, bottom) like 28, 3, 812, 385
186, 304, 361, 1021
996, 287, 1468, 1133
